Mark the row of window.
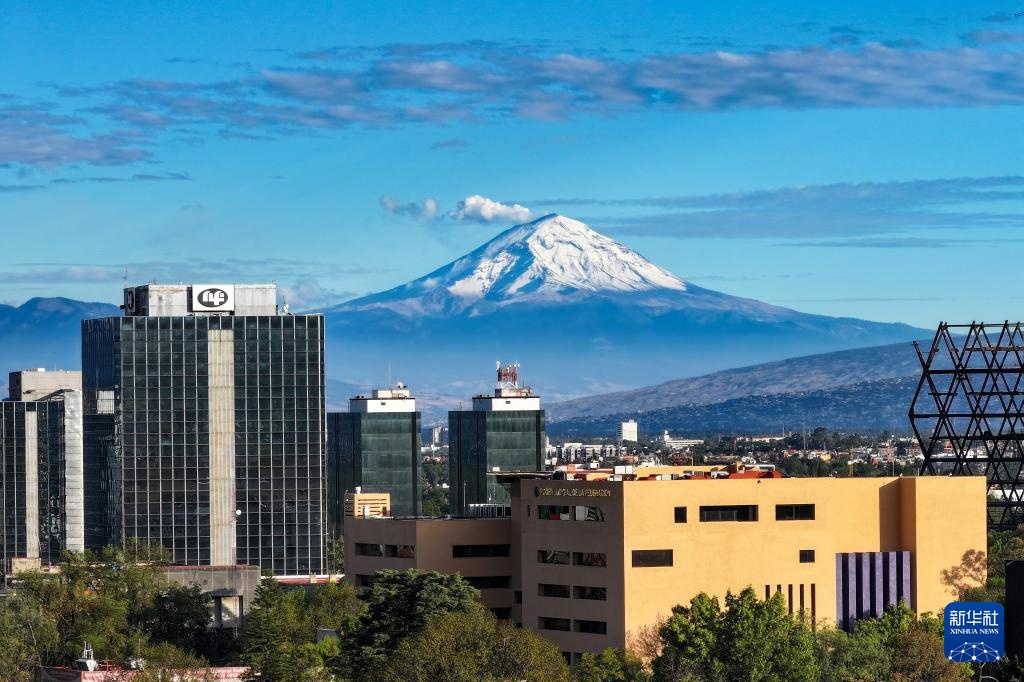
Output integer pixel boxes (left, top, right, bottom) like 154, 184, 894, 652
538, 583, 607, 601
631, 548, 813, 567
355, 543, 416, 558
452, 543, 511, 558
531, 503, 817, 526
464, 575, 511, 589
765, 582, 817, 620
537, 505, 607, 522
538, 617, 607, 635
537, 550, 607, 567
673, 504, 815, 523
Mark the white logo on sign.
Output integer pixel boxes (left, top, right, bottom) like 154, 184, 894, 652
197, 288, 228, 308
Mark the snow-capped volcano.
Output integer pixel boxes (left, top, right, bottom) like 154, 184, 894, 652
334, 214, 717, 316
321, 213, 925, 399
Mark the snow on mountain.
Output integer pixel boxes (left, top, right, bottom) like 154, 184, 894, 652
331, 214, 699, 316
318, 213, 927, 400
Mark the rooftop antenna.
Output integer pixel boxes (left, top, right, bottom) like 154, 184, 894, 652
122, 267, 128, 288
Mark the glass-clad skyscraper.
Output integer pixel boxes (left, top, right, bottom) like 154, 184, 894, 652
449, 377, 544, 514
1, 385, 84, 579
327, 386, 421, 529
82, 283, 326, 575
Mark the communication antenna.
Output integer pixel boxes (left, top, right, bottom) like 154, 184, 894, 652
122, 267, 128, 288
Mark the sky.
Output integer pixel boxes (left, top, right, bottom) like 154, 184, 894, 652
3, 1, 1024, 327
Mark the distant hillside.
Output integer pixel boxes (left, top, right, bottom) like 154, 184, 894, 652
547, 342, 923, 421
547, 376, 918, 438
0, 297, 120, 378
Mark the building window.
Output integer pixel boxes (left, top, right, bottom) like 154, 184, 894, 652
357, 543, 414, 558
674, 507, 687, 523
514, 591, 522, 604
537, 550, 570, 565
355, 574, 376, 587
386, 544, 416, 559
538, 505, 607, 521
539, 617, 571, 632
699, 505, 758, 522
355, 543, 384, 557
776, 504, 815, 521
573, 585, 607, 601
632, 549, 673, 567
539, 583, 571, 598
574, 619, 608, 635
491, 607, 511, 620
573, 552, 607, 568
465, 576, 511, 589
453, 544, 511, 558
799, 549, 815, 563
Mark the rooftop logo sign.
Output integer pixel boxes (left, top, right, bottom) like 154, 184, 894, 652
192, 285, 235, 312
945, 601, 1003, 663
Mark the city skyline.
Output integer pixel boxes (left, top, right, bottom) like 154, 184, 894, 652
4, 2, 1024, 327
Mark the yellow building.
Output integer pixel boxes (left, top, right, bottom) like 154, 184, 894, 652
344, 472, 986, 661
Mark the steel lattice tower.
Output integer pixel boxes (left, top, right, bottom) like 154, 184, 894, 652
910, 322, 1024, 530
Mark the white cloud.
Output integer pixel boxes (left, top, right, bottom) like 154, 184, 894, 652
380, 195, 439, 219
448, 194, 534, 223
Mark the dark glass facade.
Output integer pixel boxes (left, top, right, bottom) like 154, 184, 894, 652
1, 400, 71, 576
327, 411, 421, 529
83, 413, 117, 551
82, 313, 326, 574
449, 410, 544, 513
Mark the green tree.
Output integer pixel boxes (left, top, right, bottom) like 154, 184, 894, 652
815, 602, 971, 682
143, 584, 212, 654
716, 589, 816, 682
889, 624, 970, 681
813, 627, 889, 682
241, 579, 363, 681
385, 604, 569, 682
421, 460, 447, 488
0, 590, 59, 681
652, 588, 816, 682
421, 486, 449, 516
575, 647, 651, 682
241, 580, 300, 681
0, 545, 217, 671
344, 569, 479, 678
325, 534, 345, 574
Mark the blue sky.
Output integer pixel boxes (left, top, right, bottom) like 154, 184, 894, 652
3, 1, 1024, 327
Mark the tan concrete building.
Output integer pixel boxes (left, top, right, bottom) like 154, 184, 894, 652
344, 471, 987, 661
8, 368, 82, 401
345, 503, 515, 618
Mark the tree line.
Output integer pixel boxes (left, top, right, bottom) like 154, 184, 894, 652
4, 531, 1024, 681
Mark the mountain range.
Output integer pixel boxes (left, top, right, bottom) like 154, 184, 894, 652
545, 342, 925, 437
0, 214, 931, 428
546, 341, 923, 421
546, 376, 918, 438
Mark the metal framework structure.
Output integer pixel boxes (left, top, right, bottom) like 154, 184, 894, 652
910, 322, 1024, 530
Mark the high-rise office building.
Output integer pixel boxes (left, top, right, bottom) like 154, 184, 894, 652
1, 370, 84, 578
327, 384, 421, 529
616, 419, 638, 444
82, 283, 326, 575
449, 363, 544, 514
